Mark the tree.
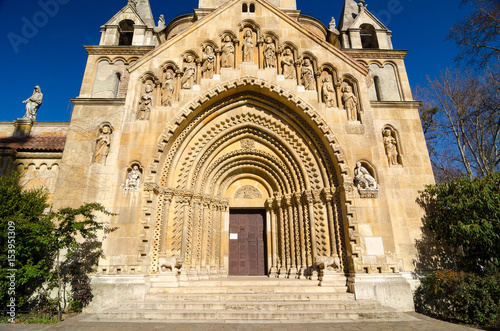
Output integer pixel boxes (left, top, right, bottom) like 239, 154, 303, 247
417, 173, 500, 273
448, 0, 500, 68
418, 69, 500, 181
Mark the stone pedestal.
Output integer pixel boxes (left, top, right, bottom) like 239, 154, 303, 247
13, 118, 33, 138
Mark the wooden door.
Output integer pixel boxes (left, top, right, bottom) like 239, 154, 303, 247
229, 210, 266, 276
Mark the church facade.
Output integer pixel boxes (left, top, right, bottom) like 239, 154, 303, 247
0, 0, 434, 312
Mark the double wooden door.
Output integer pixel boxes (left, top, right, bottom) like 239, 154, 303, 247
229, 210, 267, 276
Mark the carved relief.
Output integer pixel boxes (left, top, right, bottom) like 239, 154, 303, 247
281, 48, 296, 80
221, 35, 235, 68
161, 71, 175, 106
301, 58, 315, 90
354, 162, 378, 198
240, 138, 255, 149
322, 75, 336, 108
137, 83, 154, 120
181, 55, 197, 89
263, 36, 276, 68
234, 185, 262, 199
383, 128, 400, 166
342, 83, 358, 121
201, 45, 216, 79
124, 163, 142, 191
93, 124, 112, 165
242, 30, 254, 62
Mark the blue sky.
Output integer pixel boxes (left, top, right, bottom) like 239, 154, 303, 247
0, 0, 470, 122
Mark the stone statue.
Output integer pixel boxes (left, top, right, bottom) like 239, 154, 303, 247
181, 55, 196, 89
125, 165, 141, 191
158, 14, 165, 28
383, 129, 399, 165
342, 85, 358, 121
281, 48, 295, 80
162, 72, 175, 106
263, 37, 276, 68
315, 256, 341, 271
328, 17, 336, 31
221, 36, 235, 68
137, 84, 153, 120
93, 125, 112, 165
242, 30, 253, 62
301, 58, 315, 90
201, 45, 216, 79
22, 85, 43, 121
322, 76, 335, 108
354, 162, 377, 191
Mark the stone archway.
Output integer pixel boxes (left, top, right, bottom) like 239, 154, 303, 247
144, 78, 360, 279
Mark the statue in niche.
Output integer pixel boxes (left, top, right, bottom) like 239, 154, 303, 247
263, 37, 276, 68
242, 30, 254, 62
383, 129, 399, 166
221, 36, 234, 68
181, 55, 196, 89
354, 162, 377, 191
125, 165, 141, 191
301, 58, 315, 90
201, 45, 216, 79
281, 48, 295, 80
161, 72, 175, 106
93, 124, 112, 165
322, 75, 335, 108
22, 85, 43, 121
137, 84, 153, 120
342, 85, 358, 121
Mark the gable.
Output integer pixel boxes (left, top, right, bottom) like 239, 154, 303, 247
104, 4, 147, 27
349, 8, 389, 31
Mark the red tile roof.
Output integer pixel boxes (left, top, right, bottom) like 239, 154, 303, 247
0, 135, 66, 153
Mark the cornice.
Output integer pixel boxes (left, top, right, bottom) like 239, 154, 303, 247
343, 49, 408, 60
84, 45, 154, 56
71, 98, 126, 106
16, 152, 63, 159
370, 101, 422, 109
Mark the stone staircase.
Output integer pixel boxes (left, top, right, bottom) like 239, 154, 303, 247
85, 276, 414, 323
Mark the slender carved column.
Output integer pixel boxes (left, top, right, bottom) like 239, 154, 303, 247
266, 198, 277, 276
285, 194, 297, 277
304, 191, 317, 264
215, 50, 221, 75
277, 48, 283, 75
175, 70, 182, 102
293, 193, 306, 276
200, 197, 211, 278
233, 38, 239, 69
333, 192, 344, 271
257, 36, 264, 68
335, 79, 342, 109
323, 188, 338, 257
160, 189, 174, 255
275, 198, 287, 278
218, 199, 229, 276
295, 60, 301, 86
315, 71, 322, 103
195, 59, 202, 85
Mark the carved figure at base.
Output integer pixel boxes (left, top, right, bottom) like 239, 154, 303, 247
93, 125, 112, 164
281, 48, 296, 80
383, 129, 399, 165
22, 85, 43, 121
342, 85, 358, 121
354, 162, 377, 190
315, 255, 341, 271
125, 165, 141, 191
242, 30, 254, 62
158, 256, 183, 273
322, 76, 335, 108
221, 36, 235, 68
263, 37, 276, 68
137, 84, 153, 120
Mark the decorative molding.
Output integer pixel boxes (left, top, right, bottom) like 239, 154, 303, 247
85, 45, 154, 55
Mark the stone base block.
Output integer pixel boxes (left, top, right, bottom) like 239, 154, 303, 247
348, 273, 414, 311
319, 270, 347, 287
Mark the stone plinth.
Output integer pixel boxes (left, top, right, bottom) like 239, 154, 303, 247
13, 118, 33, 138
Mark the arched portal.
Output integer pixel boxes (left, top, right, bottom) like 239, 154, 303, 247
146, 78, 357, 279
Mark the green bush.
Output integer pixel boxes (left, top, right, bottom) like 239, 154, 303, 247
415, 270, 500, 327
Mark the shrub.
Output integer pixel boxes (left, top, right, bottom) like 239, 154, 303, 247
415, 270, 500, 327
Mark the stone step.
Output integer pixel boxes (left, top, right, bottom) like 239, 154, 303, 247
119, 299, 381, 311
144, 292, 355, 302
148, 285, 348, 294
88, 307, 405, 321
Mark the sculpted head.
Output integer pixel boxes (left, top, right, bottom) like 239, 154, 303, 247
145, 84, 153, 93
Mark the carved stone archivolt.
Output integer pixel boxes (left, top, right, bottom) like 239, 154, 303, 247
140, 78, 362, 278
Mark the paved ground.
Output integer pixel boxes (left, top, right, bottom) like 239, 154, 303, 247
0, 312, 483, 331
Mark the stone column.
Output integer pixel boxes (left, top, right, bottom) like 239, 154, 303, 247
295, 61, 301, 86
233, 38, 240, 69
285, 194, 297, 277
218, 199, 229, 276
294, 193, 306, 277
13, 118, 33, 138
200, 197, 211, 278
196, 59, 202, 85
266, 198, 278, 276
257, 37, 264, 68
160, 190, 174, 255
335, 79, 342, 109
323, 187, 338, 257
175, 70, 183, 102
305, 191, 317, 264
275, 198, 287, 278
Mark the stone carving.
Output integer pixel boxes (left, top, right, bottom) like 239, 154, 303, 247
383, 129, 399, 166
328, 17, 336, 31
137, 84, 154, 120
354, 162, 377, 192
22, 85, 43, 121
181, 55, 197, 89
234, 185, 262, 199
322, 75, 335, 108
240, 138, 255, 149
125, 165, 141, 191
301, 58, 315, 90
158, 256, 183, 272
242, 30, 254, 62
221, 36, 235, 68
201, 45, 216, 79
315, 255, 341, 271
342, 85, 358, 121
281, 48, 295, 79
161, 72, 175, 106
263, 37, 276, 68
158, 14, 165, 28
93, 124, 112, 165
